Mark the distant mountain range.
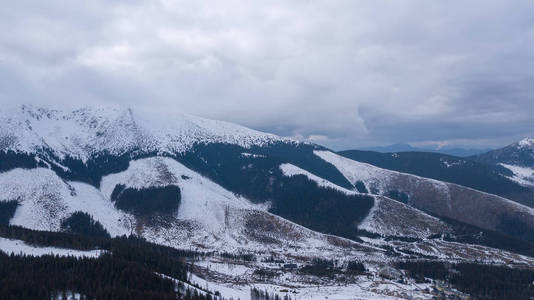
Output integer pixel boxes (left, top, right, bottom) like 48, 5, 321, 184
2, 105, 534, 299
359, 143, 492, 157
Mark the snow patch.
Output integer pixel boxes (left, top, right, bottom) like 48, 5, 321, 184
313, 150, 397, 194
279, 163, 356, 194
500, 163, 534, 187
241, 152, 266, 158
0, 237, 104, 258
440, 158, 464, 168
517, 138, 534, 149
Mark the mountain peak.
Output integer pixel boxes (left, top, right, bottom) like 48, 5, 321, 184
0, 105, 290, 160
517, 138, 534, 149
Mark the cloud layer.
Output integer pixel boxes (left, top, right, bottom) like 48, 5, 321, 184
1, 0, 534, 149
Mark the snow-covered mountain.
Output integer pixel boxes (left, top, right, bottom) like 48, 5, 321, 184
315, 150, 534, 239
0, 105, 289, 162
1, 156, 373, 260
471, 138, 534, 187
0, 105, 375, 256
2, 105, 534, 244
3, 105, 534, 299
337, 149, 532, 205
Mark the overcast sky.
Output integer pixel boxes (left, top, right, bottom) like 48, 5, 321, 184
1, 0, 534, 150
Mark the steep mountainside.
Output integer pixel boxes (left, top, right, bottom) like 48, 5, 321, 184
338, 150, 534, 207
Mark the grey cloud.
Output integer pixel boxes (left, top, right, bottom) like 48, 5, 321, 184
1, 0, 534, 150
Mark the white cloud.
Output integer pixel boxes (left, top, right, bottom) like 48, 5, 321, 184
1, 0, 534, 149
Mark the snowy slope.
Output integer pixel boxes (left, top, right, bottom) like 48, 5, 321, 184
469, 138, 534, 188
314, 150, 534, 235
280, 163, 450, 238
100, 157, 381, 257
280, 163, 355, 194
0, 237, 103, 258
100, 156, 267, 244
359, 195, 451, 238
518, 138, 534, 148
0, 105, 290, 162
0, 156, 379, 260
0, 168, 132, 236
471, 137, 534, 169
499, 163, 534, 187
314, 150, 449, 195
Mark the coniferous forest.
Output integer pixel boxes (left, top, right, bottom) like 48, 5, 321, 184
396, 260, 534, 299
0, 225, 218, 300
0, 200, 19, 225
60, 211, 111, 238
111, 184, 182, 217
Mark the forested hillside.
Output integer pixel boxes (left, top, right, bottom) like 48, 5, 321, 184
0, 225, 217, 300
338, 150, 534, 207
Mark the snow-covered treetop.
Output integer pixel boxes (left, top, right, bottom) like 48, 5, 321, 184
0, 105, 290, 161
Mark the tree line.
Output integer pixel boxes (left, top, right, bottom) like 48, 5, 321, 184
0, 225, 221, 299
396, 260, 534, 299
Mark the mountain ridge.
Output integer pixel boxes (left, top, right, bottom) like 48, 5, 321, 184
337, 149, 534, 206
356, 143, 491, 157
0, 105, 293, 162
